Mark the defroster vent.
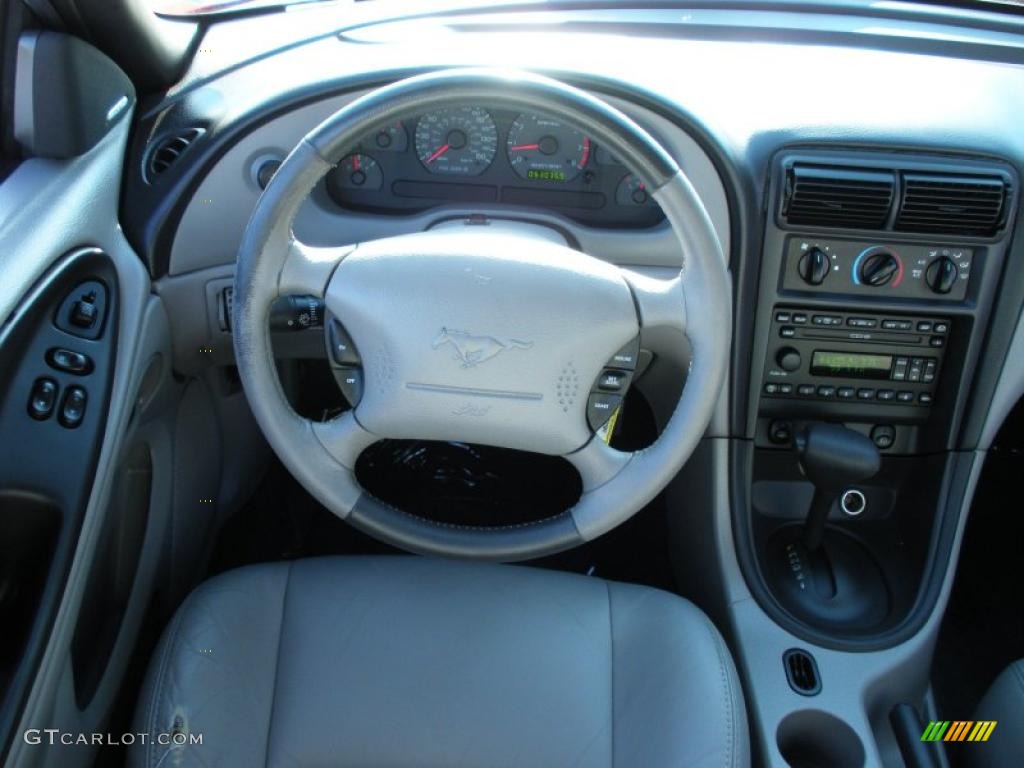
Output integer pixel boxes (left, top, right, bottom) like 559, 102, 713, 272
783, 164, 895, 230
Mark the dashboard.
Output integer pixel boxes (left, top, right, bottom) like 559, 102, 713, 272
320, 107, 663, 228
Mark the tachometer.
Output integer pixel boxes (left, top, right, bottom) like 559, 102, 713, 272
506, 113, 590, 182
415, 107, 498, 176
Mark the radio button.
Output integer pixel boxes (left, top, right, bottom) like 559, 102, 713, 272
764, 383, 779, 395
919, 392, 933, 405
877, 389, 896, 401
837, 387, 856, 400
908, 360, 924, 382
775, 311, 791, 322
857, 388, 877, 400
847, 317, 878, 329
780, 326, 796, 338
797, 384, 815, 397
897, 391, 915, 403
933, 322, 949, 334
817, 385, 836, 398
882, 319, 913, 331
929, 336, 945, 348
893, 357, 909, 381
792, 313, 808, 324
923, 360, 937, 383
812, 315, 842, 326
916, 321, 933, 332
778, 383, 794, 395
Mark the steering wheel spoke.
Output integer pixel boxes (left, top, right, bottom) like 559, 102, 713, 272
622, 268, 687, 336
565, 437, 632, 493
279, 237, 356, 298
312, 410, 379, 470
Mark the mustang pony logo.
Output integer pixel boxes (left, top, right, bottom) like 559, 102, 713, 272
432, 327, 533, 368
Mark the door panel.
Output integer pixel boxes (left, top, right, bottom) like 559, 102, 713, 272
0, 31, 176, 768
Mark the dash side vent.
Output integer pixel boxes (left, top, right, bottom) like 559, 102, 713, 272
146, 127, 204, 181
783, 164, 895, 230
895, 173, 1007, 237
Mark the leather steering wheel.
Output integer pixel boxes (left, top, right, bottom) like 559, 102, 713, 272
233, 69, 730, 561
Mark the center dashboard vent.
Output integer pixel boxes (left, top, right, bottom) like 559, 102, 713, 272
146, 127, 204, 181
783, 164, 895, 230
895, 173, 1008, 236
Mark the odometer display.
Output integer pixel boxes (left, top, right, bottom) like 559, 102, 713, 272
506, 113, 590, 183
415, 107, 498, 176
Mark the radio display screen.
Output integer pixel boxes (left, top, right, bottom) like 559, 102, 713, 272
811, 350, 893, 379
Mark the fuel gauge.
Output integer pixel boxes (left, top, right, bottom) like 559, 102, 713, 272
615, 174, 654, 206
367, 122, 408, 153
334, 153, 384, 191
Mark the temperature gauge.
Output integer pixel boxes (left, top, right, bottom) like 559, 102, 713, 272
333, 153, 384, 191
615, 174, 654, 206
366, 122, 408, 153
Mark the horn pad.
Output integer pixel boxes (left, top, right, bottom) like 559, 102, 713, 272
325, 230, 639, 455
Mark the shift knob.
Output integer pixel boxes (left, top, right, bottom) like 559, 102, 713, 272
796, 424, 880, 551
796, 424, 880, 491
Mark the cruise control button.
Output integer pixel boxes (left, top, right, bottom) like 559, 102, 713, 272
587, 393, 622, 431
28, 378, 58, 420
335, 367, 363, 405
598, 369, 628, 392
59, 386, 87, 428
609, 337, 640, 370
328, 321, 360, 365
837, 387, 856, 399
47, 347, 93, 375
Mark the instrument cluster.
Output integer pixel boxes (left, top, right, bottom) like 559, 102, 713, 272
324, 107, 665, 228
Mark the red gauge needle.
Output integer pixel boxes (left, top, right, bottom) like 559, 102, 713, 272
352, 155, 360, 171
509, 144, 540, 151
425, 144, 450, 164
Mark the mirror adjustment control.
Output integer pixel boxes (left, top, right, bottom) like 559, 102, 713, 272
28, 378, 59, 420
47, 347, 93, 375
587, 393, 622, 431
59, 386, 87, 428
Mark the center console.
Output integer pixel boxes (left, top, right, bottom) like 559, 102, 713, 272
738, 149, 1018, 649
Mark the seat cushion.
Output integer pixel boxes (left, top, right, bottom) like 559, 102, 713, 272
968, 659, 1024, 768
131, 556, 749, 768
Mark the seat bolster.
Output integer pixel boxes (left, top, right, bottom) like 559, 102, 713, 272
128, 561, 292, 768
609, 582, 749, 768
968, 659, 1024, 768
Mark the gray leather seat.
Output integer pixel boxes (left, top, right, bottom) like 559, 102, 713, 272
131, 556, 748, 767
967, 659, 1024, 768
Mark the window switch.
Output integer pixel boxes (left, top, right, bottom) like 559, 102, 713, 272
59, 386, 87, 428
28, 378, 59, 420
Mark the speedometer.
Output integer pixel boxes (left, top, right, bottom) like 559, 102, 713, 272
506, 113, 591, 182
415, 107, 498, 176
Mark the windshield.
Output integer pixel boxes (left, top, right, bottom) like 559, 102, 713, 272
152, 0, 1024, 18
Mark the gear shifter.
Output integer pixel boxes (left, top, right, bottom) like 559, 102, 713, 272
767, 423, 889, 632
795, 424, 880, 551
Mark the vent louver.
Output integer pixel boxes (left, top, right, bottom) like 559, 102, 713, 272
783, 648, 821, 696
147, 127, 203, 180
783, 165, 895, 230
895, 173, 1007, 237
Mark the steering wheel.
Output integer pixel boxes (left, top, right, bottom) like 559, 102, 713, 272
233, 69, 730, 561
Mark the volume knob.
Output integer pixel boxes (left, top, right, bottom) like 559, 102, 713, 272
776, 347, 802, 372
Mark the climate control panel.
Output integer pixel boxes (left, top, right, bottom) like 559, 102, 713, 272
781, 237, 973, 301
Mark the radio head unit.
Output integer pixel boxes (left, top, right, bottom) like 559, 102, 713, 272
761, 306, 949, 416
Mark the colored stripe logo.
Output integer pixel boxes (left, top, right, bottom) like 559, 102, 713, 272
921, 721, 997, 742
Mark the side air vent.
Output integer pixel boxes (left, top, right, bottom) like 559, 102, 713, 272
895, 173, 1007, 236
783, 648, 821, 696
783, 165, 895, 230
146, 127, 203, 180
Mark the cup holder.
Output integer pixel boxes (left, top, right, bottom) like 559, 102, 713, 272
777, 710, 866, 768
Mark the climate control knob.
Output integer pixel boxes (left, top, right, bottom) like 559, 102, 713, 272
925, 256, 958, 295
858, 250, 901, 287
776, 347, 802, 373
798, 247, 830, 286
